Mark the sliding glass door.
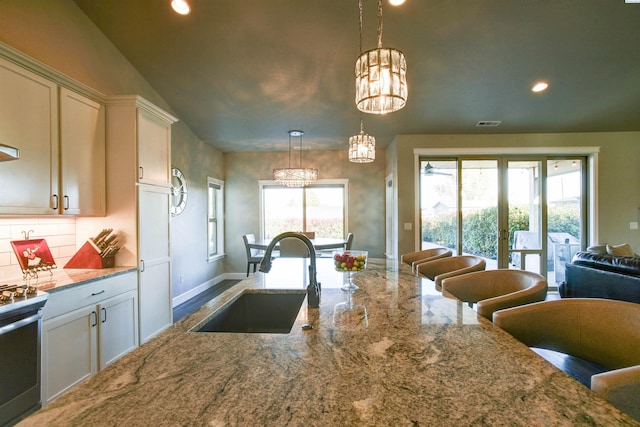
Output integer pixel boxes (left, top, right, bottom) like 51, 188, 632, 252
419, 157, 585, 286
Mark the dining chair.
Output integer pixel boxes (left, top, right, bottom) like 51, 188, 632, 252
401, 247, 452, 274
440, 269, 548, 320
493, 298, 640, 421
345, 232, 354, 250
416, 255, 486, 291
242, 234, 263, 276
279, 237, 310, 258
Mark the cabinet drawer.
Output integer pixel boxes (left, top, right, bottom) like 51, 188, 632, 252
43, 272, 137, 320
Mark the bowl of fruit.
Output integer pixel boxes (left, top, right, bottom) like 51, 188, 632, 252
333, 250, 367, 291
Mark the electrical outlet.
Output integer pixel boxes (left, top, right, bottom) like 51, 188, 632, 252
631, 222, 639, 230
404, 223, 412, 231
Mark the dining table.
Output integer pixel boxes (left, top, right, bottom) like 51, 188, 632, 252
249, 236, 348, 252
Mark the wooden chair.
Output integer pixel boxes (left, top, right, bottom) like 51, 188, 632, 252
493, 298, 640, 421
401, 247, 452, 274
440, 269, 548, 320
416, 255, 486, 291
242, 234, 263, 276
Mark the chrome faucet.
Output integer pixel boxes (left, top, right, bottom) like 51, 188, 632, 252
258, 232, 321, 308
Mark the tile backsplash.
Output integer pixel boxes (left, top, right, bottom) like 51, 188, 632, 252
0, 217, 77, 280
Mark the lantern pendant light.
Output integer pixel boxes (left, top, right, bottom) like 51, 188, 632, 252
348, 117, 375, 163
355, 0, 407, 115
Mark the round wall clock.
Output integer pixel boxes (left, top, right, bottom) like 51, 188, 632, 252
170, 167, 188, 216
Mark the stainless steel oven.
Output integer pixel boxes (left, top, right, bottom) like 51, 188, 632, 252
0, 284, 48, 427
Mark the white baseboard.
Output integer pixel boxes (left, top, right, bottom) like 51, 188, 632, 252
172, 272, 244, 307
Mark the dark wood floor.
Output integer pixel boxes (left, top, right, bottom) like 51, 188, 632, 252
173, 279, 240, 322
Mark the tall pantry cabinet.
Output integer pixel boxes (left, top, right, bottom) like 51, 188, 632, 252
106, 95, 177, 344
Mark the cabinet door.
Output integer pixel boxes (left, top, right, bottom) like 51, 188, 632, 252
137, 109, 171, 186
59, 87, 106, 215
138, 185, 172, 343
0, 57, 58, 215
98, 290, 138, 369
139, 259, 172, 343
41, 305, 97, 404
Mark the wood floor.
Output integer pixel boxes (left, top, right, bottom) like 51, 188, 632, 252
173, 279, 240, 323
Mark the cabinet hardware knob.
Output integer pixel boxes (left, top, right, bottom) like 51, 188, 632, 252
52, 194, 58, 210
64, 195, 70, 210
91, 290, 106, 296
91, 311, 97, 327
101, 307, 107, 323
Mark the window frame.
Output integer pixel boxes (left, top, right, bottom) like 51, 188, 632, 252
207, 177, 225, 262
258, 179, 349, 241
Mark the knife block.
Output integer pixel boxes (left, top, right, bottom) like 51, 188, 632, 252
64, 240, 115, 269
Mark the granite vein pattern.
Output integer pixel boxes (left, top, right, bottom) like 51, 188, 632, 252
20, 259, 639, 426
3, 266, 137, 293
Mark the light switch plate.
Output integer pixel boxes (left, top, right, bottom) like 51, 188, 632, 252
631, 222, 639, 230
404, 223, 412, 231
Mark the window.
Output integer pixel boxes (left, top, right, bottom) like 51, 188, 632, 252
259, 180, 348, 239
207, 177, 225, 261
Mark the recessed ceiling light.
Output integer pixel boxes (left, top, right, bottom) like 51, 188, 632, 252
171, 0, 191, 15
389, 0, 406, 5
532, 81, 549, 93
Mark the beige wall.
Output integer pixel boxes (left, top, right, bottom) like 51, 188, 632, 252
224, 150, 387, 274
390, 132, 640, 257
0, 0, 225, 300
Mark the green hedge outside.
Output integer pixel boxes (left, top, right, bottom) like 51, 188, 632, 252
422, 205, 579, 259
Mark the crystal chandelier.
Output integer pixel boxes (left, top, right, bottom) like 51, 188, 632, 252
273, 130, 318, 188
348, 117, 375, 163
355, 0, 407, 115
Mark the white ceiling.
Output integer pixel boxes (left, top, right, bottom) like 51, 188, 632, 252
72, 0, 640, 152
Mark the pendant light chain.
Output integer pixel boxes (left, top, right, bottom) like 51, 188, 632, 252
377, 0, 383, 48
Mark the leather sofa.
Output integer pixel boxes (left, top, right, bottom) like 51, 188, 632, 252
559, 250, 640, 303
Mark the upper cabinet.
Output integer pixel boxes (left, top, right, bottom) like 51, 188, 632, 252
137, 108, 172, 186
59, 88, 106, 215
107, 96, 176, 189
0, 45, 106, 216
0, 56, 59, 215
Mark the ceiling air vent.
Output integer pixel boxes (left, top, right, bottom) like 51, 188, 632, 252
476, 121, 502, 127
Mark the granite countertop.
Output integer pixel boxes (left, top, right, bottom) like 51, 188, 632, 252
21, 258, 638, 426
3, 266, 138, 293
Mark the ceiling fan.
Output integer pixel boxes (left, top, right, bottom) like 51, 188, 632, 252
423, 161, 452, 176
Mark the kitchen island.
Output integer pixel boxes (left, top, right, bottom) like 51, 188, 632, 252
20, 258, 638, 426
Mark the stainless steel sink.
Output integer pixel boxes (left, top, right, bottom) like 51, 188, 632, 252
193, 290, 306, 334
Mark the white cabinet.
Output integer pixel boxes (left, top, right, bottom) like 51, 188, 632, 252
106, 96, 177, 343
137, 109, 171, 186
138, 184, 172, 343
0, 53, 106, 216
59, 87, 106, 215
41, 272, 138, 404
0, 56, 59, 215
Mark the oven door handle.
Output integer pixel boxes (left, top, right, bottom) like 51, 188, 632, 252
0, 312, 41, 335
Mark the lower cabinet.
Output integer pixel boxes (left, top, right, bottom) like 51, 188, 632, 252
41, 272, 138, 405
